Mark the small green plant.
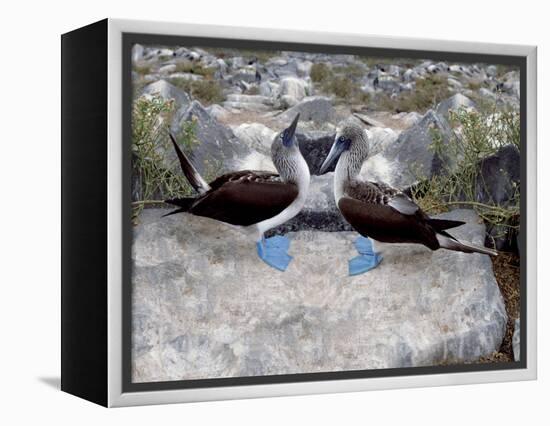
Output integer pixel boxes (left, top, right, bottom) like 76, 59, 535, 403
375, 75, 451, 113
310, 62, 369, 105
202, 48, 278, 64
243, 85, 260, 95
174, 62, 215, 78
322, 76, 369, 104
310, 63, 331, 83
333, 64, 365, 79
134, 63, 153, 75
467, 80, 483, 91
170, 78, 225, 105
131, 95, 196, 221
410, 105, 520, 245
359, 56, 418, 69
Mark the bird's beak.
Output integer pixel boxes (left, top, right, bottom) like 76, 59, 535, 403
320, 139, 346, 174
283, 113, 300, 147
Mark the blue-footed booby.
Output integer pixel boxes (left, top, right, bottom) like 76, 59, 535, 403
164, 114, 310, 271
320, 118, 497, 276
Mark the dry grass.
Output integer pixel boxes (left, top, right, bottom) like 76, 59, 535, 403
377, 75, 451, 113
134, 62, 154, 75
410, 106, 520, 241
170, 77, 225, 106
310, 62, 369, 105
202, 47, 278, 64
173, 62, 215, 78
131, 95, 195, 221
310, 63, 331, 83
490, 252, 520, 361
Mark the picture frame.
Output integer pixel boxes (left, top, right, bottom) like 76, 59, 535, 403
61, 18, 537, 407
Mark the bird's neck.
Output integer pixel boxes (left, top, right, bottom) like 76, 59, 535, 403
274, 149, 310, 195
334, 152, 362, 201
253, 151, 310, 240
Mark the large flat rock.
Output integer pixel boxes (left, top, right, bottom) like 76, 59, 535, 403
132, 209, 506, 382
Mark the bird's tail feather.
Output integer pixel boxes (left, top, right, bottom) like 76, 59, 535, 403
436, 234, 498, 256
162, 207, 187, 218
427, 218, 465, 232
169, 132, 211, 194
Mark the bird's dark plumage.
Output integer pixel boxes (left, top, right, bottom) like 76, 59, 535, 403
338, 180, 465, 250
165, 133, 300, 226
166, 170, 298, 226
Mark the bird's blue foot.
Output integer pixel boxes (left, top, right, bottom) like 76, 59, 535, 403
349, 236, 383, 276
256, 235, 293, 272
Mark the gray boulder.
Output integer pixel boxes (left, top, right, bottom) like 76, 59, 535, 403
142, 80, 190, 109
267, 173, 352, 236
142, 80, 192, 128
486, 65, 498, 77
363, 110, 453, 189
278, 77, 309, 105
233, 123, 277, 156
403, 68, 419, 82
476, 144, 520, 206
131, 208, 506, 382
476, 144, 520, 251
231, 67, 258, 84
158, 64, 177, 75
223, 94, 273, 112
205, 104, 230, 121
258, 81, 279, 97
172, 101, 252, 175
479, 87, 497, 100
296, 131, 336, 175
132, 44, 144, 63
391, 112, 423, 128
279, 96, 336, 124
436, 94, 476, 119
512, 319, 520, 362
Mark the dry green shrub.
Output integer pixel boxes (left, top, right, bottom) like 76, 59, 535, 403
170, 77, 225, 105
410, 105, 520, 242
310, 63, 331, 83
201, 48, 278, 64
310, 62, 369, 104
360, 56, 418, 69
244, 85, 260, 95
174, 62, 215, 78
322, 76, 369, 104
380, 75, 451, 113
134, 62, 153, 75
333, 64, 366, 79
467, 80, 483, 91
131, 95, 196, 221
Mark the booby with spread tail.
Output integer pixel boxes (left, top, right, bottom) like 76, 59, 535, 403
319, 118, 497, 276
164, 114, 310, 271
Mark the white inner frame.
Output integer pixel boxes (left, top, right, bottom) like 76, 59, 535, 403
106, 18, 537, 407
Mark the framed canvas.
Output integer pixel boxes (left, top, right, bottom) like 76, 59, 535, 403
61, 18, 537, 407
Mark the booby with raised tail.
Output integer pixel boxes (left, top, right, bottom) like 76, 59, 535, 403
319, 118, 497, 276
164, 114, 310, 271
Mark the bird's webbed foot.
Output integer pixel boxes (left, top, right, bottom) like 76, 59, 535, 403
348, 236, 383, 276
256, 235, 293, 271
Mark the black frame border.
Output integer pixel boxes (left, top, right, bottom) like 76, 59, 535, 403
121, 32, 528, 394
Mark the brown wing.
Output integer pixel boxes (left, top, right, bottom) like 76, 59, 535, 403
344, 180, 420, 215
189, 175, 298, 226
207, 170, 280, 191
338, 196, 440, 250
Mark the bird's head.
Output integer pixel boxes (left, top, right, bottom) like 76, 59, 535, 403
276, 113, 300, 149
319, 118, 369, 174
271, 113, 310, 184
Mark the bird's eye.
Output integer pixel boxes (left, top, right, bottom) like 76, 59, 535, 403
339, 136, 346, 142
280, 133, 285, 139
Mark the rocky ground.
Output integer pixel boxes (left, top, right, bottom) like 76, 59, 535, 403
132, 209, 507, 382
131, 44, 521, 380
